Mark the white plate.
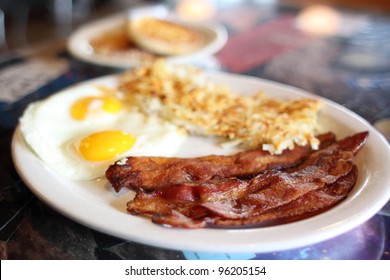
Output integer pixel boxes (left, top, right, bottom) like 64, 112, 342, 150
12, 72, 390, 253
67, 11, 227, 68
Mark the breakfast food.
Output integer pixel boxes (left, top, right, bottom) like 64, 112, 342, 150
19, 85, 187, 180
128, 18, 204, 55
153, 166, 359, 228
89, 25, 157, 63
106, 132, 336, 192
90, 25, 133, 53
119, 60, 322, 154
127, 132, 368, 228
18, 59, 366, 230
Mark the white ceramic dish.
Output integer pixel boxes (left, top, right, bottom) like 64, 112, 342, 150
67, 10, 227, 68
12, 72, 390, 253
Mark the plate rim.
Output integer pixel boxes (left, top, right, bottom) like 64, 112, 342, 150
11, 72, 390, 253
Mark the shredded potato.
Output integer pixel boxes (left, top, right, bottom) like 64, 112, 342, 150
119, 60, 322, 154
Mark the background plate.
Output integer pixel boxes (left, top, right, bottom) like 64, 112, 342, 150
67, 11, 227, 68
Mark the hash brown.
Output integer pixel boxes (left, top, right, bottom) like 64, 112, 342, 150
119, 60, 322, 154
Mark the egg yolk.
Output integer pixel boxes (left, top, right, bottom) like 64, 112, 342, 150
79, 130, 136, 161
70, 96, 122, 120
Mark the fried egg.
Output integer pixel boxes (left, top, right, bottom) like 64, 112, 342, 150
19, 84, 187, 180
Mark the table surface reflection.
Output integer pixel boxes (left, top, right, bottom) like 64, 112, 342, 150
0, 1, 389, 260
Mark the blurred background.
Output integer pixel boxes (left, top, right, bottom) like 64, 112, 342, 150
1, 0, 390, 56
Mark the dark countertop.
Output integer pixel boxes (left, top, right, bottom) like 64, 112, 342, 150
1, 1, 389, 260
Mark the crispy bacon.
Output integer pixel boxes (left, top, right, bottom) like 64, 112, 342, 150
217, 165, 358, 227
127, 131, 368, 228
154, 166, 358, 228
106, 132, 336, 192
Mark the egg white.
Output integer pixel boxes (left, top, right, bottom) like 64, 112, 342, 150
19, 85, 187, 180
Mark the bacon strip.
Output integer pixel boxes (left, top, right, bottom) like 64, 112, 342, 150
155, 166, 358, 228
106, 132, 336, 192
127, 132, 368, 228
215, 165, 358, 227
